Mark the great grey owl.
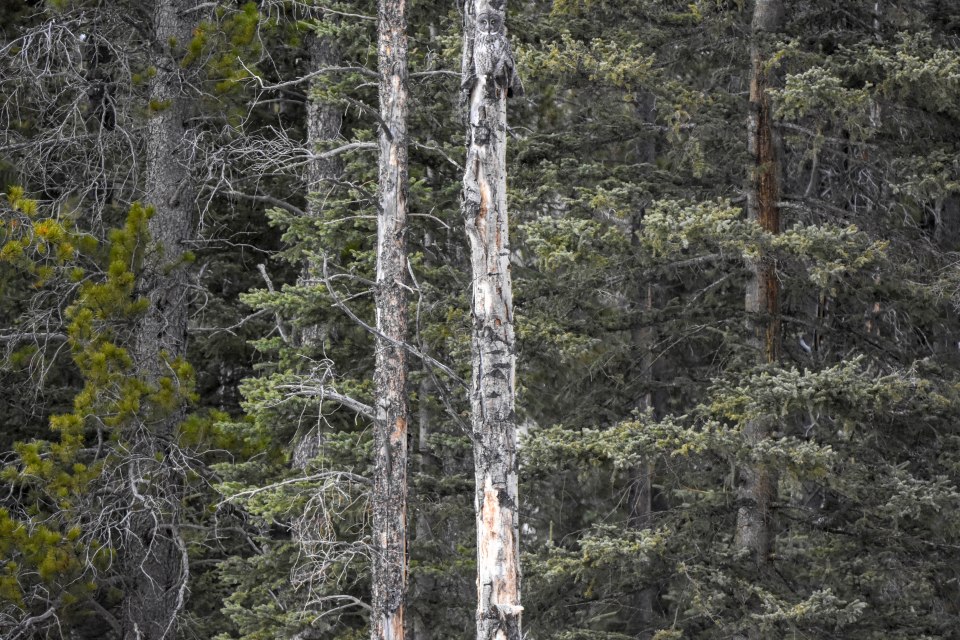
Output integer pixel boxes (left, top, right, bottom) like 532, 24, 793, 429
472, 10, 523, 97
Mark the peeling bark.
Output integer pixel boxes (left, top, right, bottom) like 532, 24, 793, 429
461, 1, 522, 638
736, 0, 785, 572
371, 0, 410, 638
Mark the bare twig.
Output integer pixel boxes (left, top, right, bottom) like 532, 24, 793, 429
321, 256, 465, 385
257, 263, 292, 345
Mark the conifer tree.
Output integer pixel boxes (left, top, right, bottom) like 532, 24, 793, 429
3, 3, 960, 639
122, 2, 201, 637
736, 0, 785, 572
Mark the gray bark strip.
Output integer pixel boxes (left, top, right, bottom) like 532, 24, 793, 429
302, 24, 344, 309
293, 23, 346, 469
371, 0, 411, 638
123, 1, 199, 639
736, 0, 785, 571
461, 1, 522, 638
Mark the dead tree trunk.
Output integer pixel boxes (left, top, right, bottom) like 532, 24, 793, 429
123, 1, 198, 638
461, 1, 523, 638
736, 0, 785, 571
371, 0, 411, 637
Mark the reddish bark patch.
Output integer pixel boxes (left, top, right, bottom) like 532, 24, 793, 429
752, 57, 781, 364
392, 416, 406, 443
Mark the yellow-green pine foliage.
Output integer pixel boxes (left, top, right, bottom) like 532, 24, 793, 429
0, 199, 201, 629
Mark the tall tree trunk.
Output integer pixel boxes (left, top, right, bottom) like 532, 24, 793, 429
629, 283, 656, 638
371, 0, 410, 637
461, 1, 523, 638
123, 1, 198, 638
293, 25, 344, 469
411, 227, 438, 640
736, 0, 785, 571
411, 373, 435, 640
628, 92, 659, 640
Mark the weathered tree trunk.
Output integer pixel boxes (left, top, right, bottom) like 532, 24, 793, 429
371, 0, 410, 637
736, 0, 785, 571
461, 1, 523, 638
123, 1, 198, 638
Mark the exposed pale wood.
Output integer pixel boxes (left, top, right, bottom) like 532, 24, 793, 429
371, 0, 411, 638
461, 1, 522, 638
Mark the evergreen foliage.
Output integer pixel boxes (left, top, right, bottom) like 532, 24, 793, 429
2, 1, 960, 639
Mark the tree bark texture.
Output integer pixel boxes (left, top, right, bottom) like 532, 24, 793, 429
736, 0, 785, 570
371, 0, 410, 638
304, 35, 343, 222
139, 0, 196, 379
123, 1, 198, 638
461, 1, 522, 638
293, 26, 345, 469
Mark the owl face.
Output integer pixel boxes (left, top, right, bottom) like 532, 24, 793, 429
476, 11, 504, 36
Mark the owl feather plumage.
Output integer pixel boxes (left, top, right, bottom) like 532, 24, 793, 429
471, 11, 524, 98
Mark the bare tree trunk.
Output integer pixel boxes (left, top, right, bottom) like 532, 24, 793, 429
123, 1, 198, 638
461, 1, 523, 638
736, 0, 785, 572
371, 0, 410, 637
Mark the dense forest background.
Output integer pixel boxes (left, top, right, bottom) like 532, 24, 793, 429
2, 0, 960, 639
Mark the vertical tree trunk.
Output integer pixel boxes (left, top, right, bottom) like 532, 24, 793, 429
629, 280, 656, 639
299, 26, 343, 348
293, 25, 344, 469
461, 1, 523, 638
371, 0, 410, 637
411, 373, 435, 640
123, 1, 198, 638
628, 92, 659, 639
736, 0, 785, 571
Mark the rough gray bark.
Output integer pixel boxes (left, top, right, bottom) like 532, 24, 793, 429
123, 1, 198, 639
736, 0, 785, 571
304, 36, 343, 219
293, 26, 345, 469
371, 0, 410, 638
461, 1, 522, 638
